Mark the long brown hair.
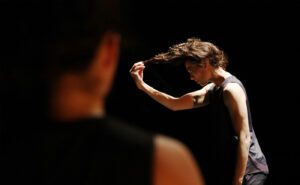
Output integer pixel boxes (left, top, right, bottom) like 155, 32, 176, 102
144, 38, 228, 69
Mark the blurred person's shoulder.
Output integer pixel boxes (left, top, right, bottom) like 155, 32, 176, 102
63, 115, 155, 148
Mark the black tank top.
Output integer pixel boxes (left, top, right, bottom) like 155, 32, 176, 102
208, 75, 269, 184
0, 117, 154, 185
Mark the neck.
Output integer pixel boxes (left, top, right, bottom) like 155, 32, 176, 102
73, 98, 106, 121
52, 94, 106, 123
91, 99, 106, 118
210, 67, 231, 87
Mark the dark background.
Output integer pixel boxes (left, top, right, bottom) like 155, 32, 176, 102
108, 1, 299, 185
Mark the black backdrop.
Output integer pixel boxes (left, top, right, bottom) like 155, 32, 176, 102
107, 1, 299, 185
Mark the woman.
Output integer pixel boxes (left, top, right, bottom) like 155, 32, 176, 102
130, 38, 269, 185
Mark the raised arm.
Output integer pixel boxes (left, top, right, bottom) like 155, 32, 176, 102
154, 135, 205, 185
130, 61, 213, 111
223, 83, 251, 185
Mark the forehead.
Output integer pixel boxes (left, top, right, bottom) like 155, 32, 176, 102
184, 60, 199, 68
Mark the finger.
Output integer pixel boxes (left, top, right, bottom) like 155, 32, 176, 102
134, 61, 145, 68
134, 65, 145, 71
130, 65, 145, 73
129, 65, 137, 72
130, 62, 144, 72
130, 71, 142, 81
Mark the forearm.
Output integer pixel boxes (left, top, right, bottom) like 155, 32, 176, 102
140, 82, 179, 111
233, 138, 250, 185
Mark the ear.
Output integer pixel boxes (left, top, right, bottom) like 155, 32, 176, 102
88, 32, 121, 78
86, 32, 121, 96
202, 58, 209, 69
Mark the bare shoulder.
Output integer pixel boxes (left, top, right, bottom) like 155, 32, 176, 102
154, 135, 205, 185
223, 83, 246, 106
223, 83, 245, 98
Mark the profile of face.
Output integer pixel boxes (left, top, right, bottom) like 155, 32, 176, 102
184, 59, 210, 86
90, 32, 121, 97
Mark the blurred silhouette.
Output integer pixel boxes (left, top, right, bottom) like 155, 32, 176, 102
0, 1, 205, 185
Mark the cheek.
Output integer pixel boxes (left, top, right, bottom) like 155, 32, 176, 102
201, 72, 210, 83
196, 71, 209, 83
194, 70, 203, 79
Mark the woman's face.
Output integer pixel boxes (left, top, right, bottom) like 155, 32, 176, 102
184, 60, 210, 86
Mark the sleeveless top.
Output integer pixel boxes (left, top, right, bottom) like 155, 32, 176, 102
208, 75, 269, 184
0, 117, 154, 185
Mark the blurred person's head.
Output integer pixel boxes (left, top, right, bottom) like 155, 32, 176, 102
1, 0, 121, 126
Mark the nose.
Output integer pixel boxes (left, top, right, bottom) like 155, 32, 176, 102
190, 74, 194, 81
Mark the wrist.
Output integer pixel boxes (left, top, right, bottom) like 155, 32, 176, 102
137, 81, 146, 91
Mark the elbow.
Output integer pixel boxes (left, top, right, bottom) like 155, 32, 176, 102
245, 137, 251, 149
239, 133, 251, 148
